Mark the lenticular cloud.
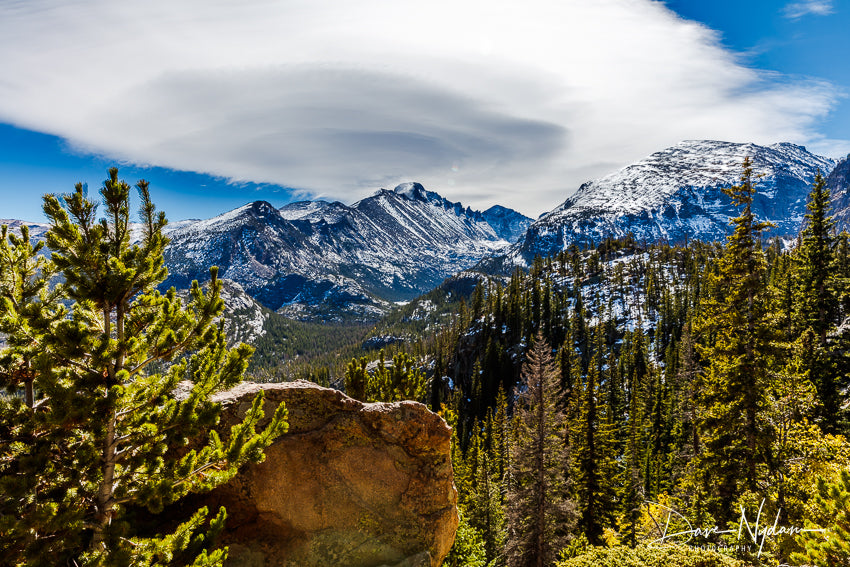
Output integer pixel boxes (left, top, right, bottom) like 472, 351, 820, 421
0, 0, 842, 216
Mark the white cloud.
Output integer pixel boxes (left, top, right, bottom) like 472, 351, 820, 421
0, 0, 845, 217
783, 0, 834, 19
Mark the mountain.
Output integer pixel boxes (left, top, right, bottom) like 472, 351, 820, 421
0, 219, 50, 241
505, 140, 835, 264
163, 183, 531, 321
827, 155, 850, 228
481, 205, 533, 242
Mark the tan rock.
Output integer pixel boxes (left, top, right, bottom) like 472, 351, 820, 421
205, 380, 458, 567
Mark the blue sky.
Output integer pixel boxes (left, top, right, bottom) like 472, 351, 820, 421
0, 0, 847, 222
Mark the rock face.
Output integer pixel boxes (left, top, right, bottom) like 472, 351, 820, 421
206, 381, 458, 567
828, 155, 850, 229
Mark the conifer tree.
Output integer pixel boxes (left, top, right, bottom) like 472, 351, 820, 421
0, 225, 60, 407
0, 170, 288, 565
0, 224, 72, 563
506, 331, 574, 567
796, 171, 835, 343
833, 231, 850, 318
571, 325, 618, 545
618, 330, 649, 546
791, 469, 850, 566
469, 437, 507, 564
693, 157, 775, 522
795, 171, 846, 432
344, 350, 428, 403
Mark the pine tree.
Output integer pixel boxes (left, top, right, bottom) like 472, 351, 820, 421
469, 432, 507, 564
791, 469, 850, 566
344, 350, 428, 403
0, 224, 72, 563
618, 330, 649, 546
793, 171, 846, 432
0, 224, 60, 407
693, 157, 775, 522
796, 171, 835, 343
571, 325, 618, 545
506, 331, 575, 567
0, 170, 288, 565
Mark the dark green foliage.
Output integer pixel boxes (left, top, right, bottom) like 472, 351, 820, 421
692, 158, 776, 521
796, 170, 836, 342
506, 332, 575, 567
570, 326, 617, 546
793, 170, 848, 432
0, 170, 287, 565
248, 313, 369, 377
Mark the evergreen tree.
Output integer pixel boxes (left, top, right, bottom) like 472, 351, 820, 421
469, 434, 507, 564
0, 170, 288, 565
506, 332, 575, 567
571, 325, 618, 545
618, 330, 649, 546
442, 512, 487, 567
794, 171, 846, 432
344, 350, 428, 403
0, 224, 72, 563
796, 171, 836, 343
693, 157, 775, 522
0, 224, 60, 407
791, 469, 850, 566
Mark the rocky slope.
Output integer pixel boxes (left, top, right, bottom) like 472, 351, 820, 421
163, 183, 530, 321
827, 155, 850, 229
505, 140, 835, 264
202, 380, 458, 567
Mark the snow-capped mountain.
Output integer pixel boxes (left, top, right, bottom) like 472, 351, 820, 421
481, 205, 534, 243
827, 155, 850, 229
163, 183, 530, 321
507, 140, 835, 263
0, 219, 51, 241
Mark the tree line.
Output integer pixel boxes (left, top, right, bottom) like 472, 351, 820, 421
347, 161, 850, 566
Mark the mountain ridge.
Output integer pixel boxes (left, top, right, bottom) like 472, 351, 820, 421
501, 140, 837, 265
162, 183, 531, 321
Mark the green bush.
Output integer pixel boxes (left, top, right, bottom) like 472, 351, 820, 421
556, 544, 747, 567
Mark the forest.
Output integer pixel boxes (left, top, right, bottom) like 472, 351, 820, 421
2, 161, 850, 566
341, 161, 850, 566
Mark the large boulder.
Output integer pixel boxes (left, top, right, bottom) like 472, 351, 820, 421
205, 380, 458, 567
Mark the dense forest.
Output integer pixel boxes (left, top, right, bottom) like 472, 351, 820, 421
3, 162, 850, 566
341, 163, 850, 566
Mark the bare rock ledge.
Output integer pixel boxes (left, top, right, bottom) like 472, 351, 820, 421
204, 380, 458, 567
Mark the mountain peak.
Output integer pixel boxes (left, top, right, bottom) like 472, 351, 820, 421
248, 200, 279, 216
393, 182, 428, 201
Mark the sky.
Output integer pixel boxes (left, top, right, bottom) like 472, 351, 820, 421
0, 0, 848, 222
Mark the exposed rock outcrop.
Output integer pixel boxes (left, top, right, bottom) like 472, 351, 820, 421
205, 380, 458, 567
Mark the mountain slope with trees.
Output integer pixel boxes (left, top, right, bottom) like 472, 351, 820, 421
501, 140, 835, 266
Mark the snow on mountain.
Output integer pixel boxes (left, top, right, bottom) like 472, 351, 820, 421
481, 205, 534, 243
279, 200, 337, 221
827, 155, 850, 229
163, 183, 529, 321
1, 219, 51, 241
506, 140, 836, 264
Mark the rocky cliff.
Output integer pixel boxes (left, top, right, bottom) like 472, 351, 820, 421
204, 381, 458, 567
